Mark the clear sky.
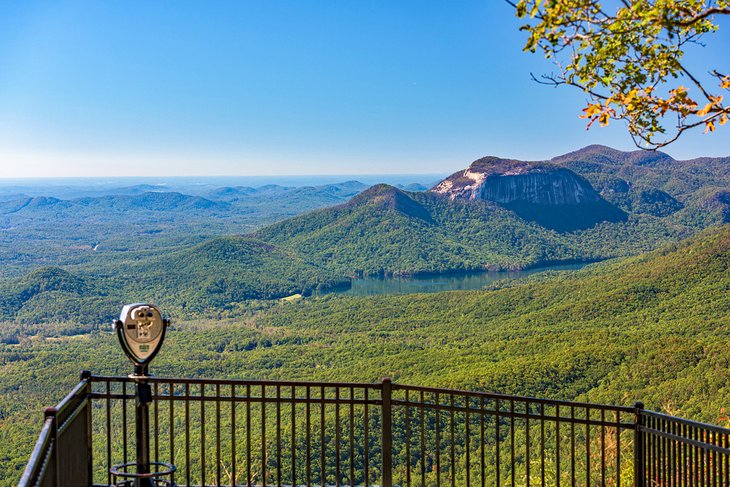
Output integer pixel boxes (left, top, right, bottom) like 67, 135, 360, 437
1, 1, 728, 178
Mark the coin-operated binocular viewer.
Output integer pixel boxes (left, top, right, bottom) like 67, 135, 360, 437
111, 304, 176, 487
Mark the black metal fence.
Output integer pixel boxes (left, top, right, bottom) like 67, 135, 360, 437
636, 408, 730, 485
19, 373, 730, 486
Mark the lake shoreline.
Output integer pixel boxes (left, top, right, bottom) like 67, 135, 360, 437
317, 259, 599, 297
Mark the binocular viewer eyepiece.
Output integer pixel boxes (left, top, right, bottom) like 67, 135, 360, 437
113, 303, 170, 373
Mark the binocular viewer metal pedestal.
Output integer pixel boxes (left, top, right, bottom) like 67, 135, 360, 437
110, 304, 175, 487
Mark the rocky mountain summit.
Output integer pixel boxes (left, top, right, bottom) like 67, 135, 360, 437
432, 157, 601, 205
430, 156, 626, 231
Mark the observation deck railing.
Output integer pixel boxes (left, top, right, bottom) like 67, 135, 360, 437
19, 373, 730, 486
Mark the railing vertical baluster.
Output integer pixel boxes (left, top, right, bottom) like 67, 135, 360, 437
672, 420, 677, 487
570, 406, 591, 485
202, 384, 207, 487
681, 421, 685, 487
122, 381, 128, 466
714, 427, 719, 487
657, 415, 661, 483
364, 388, 369, 487
276, 384, 281, 487
525, 401, 530, 487
646, 413, 651, 486
293, 385, 298, 487
570, 406, 576, 487
663, 417, 669, 486
262, 384, 267, 487
723, 433, 730, 487
169, 382, 175, 485
406, 389, 411, 487
306, 385, 312, 487
216, 382, 221, 487
450, 394, 455, 487
685, 425, 695, 485
510, 399, 515, 487
465, 397, 470, 487
665, 418, 670, 486
541, 403, 546, 487
421, 391, 426, 487
231, 384, 236, 487
698, 426, 703, 487
435, 392, 441, 487
321, 385, 326, 487
154, 382, 159, 466
634, 402, 644, 487
335, 387, 341, 487
350, 387, 355, 487
106, 380, 112, 486
381, 378, 393, 487
654, 413, 659, 485
185, 383, 190, 487
693, 424, 698, 487
655, 416, 660, 486
601, 409, 606, 486
615, 411, 621, 487
496, 398, 501, 487
480, 396, 485, 487
556, 404, 561, 487
246, 384, 251, 487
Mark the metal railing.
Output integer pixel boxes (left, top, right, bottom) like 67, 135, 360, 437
636, 407, 730, 485
19, 373, 730, 486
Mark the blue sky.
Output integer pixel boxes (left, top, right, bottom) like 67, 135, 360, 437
0, 1, 728, 177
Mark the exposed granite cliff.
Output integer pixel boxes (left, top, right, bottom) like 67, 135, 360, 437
432, 157, 601, 204
431, 156, 627, 231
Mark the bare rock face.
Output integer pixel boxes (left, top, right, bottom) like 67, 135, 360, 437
432, 157, 600, 205
431, 156, 626, 231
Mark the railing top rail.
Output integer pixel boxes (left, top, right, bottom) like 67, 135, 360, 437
89, 374, 384, 390
392, 382, 636, 413
641, 408, 730, 436
55, 377, 90, 418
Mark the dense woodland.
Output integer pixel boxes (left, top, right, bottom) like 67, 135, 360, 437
0, 225, 728, 483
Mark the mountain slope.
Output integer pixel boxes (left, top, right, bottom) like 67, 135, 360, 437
255, 184, 681, 276
551, 144, 730, 219
123, 236, 349, 311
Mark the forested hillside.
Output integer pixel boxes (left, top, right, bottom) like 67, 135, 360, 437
1, 226, 727, 482
256, 183, 691, 276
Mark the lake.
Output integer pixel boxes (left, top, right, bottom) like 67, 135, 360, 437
322, 262, 590, 297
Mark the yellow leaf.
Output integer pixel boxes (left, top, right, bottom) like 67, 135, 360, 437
697, 103, 713, 117
704, 120, 716, 133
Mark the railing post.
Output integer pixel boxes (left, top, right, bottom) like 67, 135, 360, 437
381, 378, 393, 487
44, 407, 59, 487
633, 401, 645, 487
81, 370, 93, 485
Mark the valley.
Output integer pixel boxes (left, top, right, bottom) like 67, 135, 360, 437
0, 224, 727, 482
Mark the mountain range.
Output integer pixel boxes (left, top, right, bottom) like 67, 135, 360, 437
0, 145, 727, 321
